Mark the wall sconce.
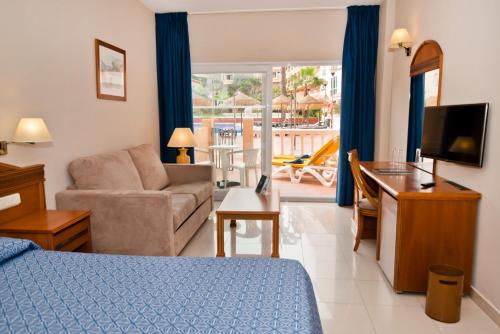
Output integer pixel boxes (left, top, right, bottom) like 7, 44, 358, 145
0, 118, 53, 155
389, 28, 413, 56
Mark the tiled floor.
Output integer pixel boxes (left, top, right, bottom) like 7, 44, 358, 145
181, 202, 499, 334
272, 173, 336, 199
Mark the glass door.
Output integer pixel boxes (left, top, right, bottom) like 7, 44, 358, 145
191, 64, 272, 199
270, 64, 341, 201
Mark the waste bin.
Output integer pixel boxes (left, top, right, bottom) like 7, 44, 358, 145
425, 264, 464, 323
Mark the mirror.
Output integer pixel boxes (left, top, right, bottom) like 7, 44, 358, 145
406, 40, 443, 169
423, 68, 440, 107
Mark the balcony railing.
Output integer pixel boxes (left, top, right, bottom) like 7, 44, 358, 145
194, 117, 338, 159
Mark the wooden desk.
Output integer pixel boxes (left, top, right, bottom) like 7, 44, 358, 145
359, 162, 480, 293
216, 188, 280, 258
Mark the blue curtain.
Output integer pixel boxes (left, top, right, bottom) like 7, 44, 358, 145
155, 12, 194, 163
406, 74, 425, 162
336, 5, 380, 206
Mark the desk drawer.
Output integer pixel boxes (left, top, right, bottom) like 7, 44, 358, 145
54, 218, 90, 251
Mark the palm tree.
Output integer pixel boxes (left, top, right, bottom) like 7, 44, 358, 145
280, 66, 287, 96
287, 67, 327, 125
288, 67, 327, 96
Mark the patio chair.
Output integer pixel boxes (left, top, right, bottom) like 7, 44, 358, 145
194, 148, 212, 165
194, 126, 211, 164
272, 136, 340, 187
225, 148, 260, 187
215, 128, 236, 168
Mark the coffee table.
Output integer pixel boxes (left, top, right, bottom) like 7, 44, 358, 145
216, 188, 280, 258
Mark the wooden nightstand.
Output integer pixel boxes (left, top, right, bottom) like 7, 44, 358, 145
0, 210, 92, 252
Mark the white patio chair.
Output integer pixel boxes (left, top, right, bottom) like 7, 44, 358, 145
194, 148, 212, 165
224, 148, 260, 187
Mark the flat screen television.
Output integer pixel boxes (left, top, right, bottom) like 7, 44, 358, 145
421, 103, 488, 167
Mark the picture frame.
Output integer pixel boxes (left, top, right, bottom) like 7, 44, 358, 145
95, 39, 126, 101
255, 175, 270, 194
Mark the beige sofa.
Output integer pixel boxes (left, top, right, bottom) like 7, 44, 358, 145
56, 144, 213, 256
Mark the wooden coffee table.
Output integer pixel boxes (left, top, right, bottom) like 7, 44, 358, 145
216, 188, 280, 258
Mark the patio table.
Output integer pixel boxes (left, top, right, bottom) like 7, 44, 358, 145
209, 144, 240, 188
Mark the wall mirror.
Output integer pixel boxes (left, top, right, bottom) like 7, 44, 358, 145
406, 40, 443, 170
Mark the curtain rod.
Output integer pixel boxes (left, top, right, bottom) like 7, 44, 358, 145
183, 7, 347, 15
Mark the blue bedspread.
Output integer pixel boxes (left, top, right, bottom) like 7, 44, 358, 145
0, 237, 322, 333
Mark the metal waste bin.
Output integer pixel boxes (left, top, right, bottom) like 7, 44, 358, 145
425, 264, 464, 323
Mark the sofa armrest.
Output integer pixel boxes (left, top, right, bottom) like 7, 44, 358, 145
55, 190, 175, 256
163, 163, 213, 185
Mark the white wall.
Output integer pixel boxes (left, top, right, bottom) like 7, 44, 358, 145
386, 0, 500, 311
374, 0, 395, 160
188, 10, 347, 63
0, 0, 158, 208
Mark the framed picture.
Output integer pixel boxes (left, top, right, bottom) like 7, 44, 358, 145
95, 39, 126, 101
255, 175, 269, 194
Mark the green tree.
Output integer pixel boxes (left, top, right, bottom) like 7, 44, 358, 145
227, 76, 262, 100
288, 67, 327, 96
214, 89, 229, 102
272, 85, 281, 99
192, 83, 210, 98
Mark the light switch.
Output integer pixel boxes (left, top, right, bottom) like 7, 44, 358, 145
0, 193, 21, 211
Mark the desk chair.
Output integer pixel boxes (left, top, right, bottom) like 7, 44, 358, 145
348, 149, 380, 259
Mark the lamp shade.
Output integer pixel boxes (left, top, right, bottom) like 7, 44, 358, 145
389, 28, 412, 49
167, 128, 196, 148
12, 118, 52, 143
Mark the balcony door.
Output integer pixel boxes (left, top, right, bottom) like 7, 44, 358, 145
191, 64, 272, 199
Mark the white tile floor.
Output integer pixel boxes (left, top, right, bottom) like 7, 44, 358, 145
181, 202, 499, 334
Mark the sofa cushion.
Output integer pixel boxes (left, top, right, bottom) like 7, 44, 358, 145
171, 194, 196, 231
165, 181, 212, 206
69, 150, 144, 190
128, 144, 169, 190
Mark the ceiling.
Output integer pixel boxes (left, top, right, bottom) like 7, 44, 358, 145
140, 0, 382, 14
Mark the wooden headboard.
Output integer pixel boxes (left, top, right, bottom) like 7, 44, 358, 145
0, 162, 46, 224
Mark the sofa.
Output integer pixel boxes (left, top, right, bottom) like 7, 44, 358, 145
56, 144, 213, 256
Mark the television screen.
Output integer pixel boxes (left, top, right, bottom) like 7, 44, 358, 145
421, 103, 488, 167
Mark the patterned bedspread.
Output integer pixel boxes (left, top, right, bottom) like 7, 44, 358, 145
0, 238, 322, 333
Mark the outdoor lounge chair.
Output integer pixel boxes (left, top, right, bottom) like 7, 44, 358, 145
272, 136, 340, 187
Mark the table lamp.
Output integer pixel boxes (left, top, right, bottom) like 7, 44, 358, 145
167, 128, 196, 164
0, 118, 53, 155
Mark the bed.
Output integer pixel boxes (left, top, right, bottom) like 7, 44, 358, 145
0, 237, 322, 333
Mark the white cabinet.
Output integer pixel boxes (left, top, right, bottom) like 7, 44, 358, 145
378, 191, 398, 286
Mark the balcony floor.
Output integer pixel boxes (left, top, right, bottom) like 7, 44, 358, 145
199, 126, 339, 201
212, 167, 336, 201
272, 172, 336, 200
